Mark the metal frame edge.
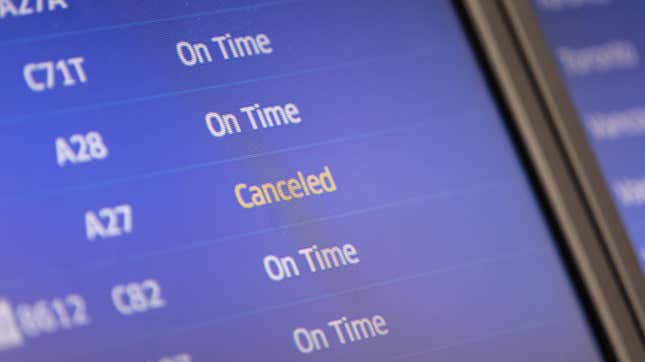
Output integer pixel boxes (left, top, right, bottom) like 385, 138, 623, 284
460, 0, 645, 360
499, 0, 645, 337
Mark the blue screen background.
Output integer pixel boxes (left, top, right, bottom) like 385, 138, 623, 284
0, 1, 603, 360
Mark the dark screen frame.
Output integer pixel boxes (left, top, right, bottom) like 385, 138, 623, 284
497, 0, 645, 342
458, 0, 645, 359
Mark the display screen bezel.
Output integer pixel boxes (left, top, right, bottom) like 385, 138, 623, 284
459, 0, 645, 358
495, 0, 645, 341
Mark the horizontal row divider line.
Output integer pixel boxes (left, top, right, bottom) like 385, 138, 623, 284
6, 118, 429, 201
4, 179, 514, 286
1, 48, 432, 126
81, 246, 544, 359
0, 0, 304, 46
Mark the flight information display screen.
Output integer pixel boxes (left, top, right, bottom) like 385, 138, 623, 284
533, 0, 645, 273
0, 1, 605, 361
